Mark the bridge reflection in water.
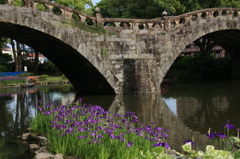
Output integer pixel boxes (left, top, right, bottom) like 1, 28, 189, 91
1, 80, 240, 157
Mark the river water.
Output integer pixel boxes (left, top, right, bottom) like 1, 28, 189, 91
1, 80, 240, 158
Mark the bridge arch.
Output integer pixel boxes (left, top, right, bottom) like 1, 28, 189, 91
0, 4, 119, 94
160, 8, 240, 82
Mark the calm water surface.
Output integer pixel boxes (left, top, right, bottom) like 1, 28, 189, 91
1, 80, 240, 158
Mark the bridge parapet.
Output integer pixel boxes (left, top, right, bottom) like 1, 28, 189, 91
99, 8, 240, 32
6, 0, 96, 25
5, 1, 240, 33
102, 17, 165, 31
166, 8, 240, 31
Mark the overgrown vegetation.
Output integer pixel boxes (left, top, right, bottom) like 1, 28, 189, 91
38, 62, 62, 76
101, 47, 108, 57
60, 19, 106, 35
38, 74, 49, 81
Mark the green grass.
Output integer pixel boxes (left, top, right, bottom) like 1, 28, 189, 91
0, 75, 69, 86
41, 76, 66, 82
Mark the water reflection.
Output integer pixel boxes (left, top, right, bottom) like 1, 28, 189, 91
1, 80, 240, 157
163, 80, 240, 134
0, 85, 77, 158
109, 94, 208, 151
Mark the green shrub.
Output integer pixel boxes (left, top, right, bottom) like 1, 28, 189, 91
61, 74, 67, 80
39, 74, 48, 81
19, 73, 28, 77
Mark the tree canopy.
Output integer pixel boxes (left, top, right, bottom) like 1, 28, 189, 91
95, 0, 240, 18
95, 0, 185, 18
48, 0, 93, 13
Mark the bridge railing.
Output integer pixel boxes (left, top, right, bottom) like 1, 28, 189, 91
166, 8, 240, 31
6, 0, 96, 25
6, 0, 167, 31
101, 17, 165, 30
5, 1, 240, 32
32, 0, 96, 21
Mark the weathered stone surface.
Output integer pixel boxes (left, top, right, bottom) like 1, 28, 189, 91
27, 133, 38, 141
22, 133, 30, 140
52, 154, 63, 159
34, 152, 52, 159
29, 144, 40, 150
0, 3, 239, 94
35, 147, 48, 154
37, 136, 48, 147
26, 127, 34, 132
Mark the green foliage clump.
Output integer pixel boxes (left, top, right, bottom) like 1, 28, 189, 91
61, 74, 67, 80
179, 143, 235, 158
60, 19, 106, 35
101, 47, 108, 57
36, 3, 47, 11
38, 62, 61, 75
19, 73, 27, 77
39, 74, 48, 81
0, 53, 13, 72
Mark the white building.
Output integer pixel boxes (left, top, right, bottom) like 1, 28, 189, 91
2, 47, 46, 63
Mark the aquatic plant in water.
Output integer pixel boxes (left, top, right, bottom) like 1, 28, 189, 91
179, 120, 240, 158
30, 98, 171, 159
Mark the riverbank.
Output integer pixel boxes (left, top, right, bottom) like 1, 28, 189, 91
0, 81, 71, 88
0, 75, 71, 88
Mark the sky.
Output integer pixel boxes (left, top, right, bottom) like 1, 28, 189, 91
92, 0, 100, 5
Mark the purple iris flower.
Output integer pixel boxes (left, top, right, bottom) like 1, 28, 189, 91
155, 127, 162, 131
207, 132, 216, 139
234, 145, 240, 149
153, 142, 170, 149
127, 141, 132, 147
78, 135, 88, 139
218, 132, 226, 139
184, 139, 195, 145
222, 121, 235, 129
97, 134, 103, 139
44, 111, 51, 115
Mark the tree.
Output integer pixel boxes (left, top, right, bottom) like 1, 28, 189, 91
95, 0, 185, 19
194, 37, 216, 55
220, 0, 240, 8
0, 37, 12, 72
33, 49, 39, 75
179, 0, 240, 13
48, 0, 93, 13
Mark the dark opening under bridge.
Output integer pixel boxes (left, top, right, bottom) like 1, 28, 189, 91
2, 0, 240, 94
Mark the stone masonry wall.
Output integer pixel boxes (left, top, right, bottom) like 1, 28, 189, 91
1, 3, 240, 94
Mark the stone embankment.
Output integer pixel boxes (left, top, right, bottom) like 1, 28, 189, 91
18, 128, 62, 159
19, 128, 80, 159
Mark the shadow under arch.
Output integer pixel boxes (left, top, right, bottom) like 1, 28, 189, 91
0, 22, 115, 95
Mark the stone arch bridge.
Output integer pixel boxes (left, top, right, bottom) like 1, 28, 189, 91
1, 0, 240, 94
